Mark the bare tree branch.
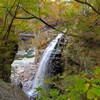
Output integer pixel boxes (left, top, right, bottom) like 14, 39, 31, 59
74, 0, 100, 15
6, 10, 36, 19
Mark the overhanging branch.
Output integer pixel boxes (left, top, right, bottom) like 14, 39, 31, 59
7, 6, 62, 32
2, 0, 17, 31
6, 4, 83, 38
74, 0, 100, 15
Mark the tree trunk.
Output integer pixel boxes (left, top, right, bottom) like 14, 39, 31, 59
0, 40, 18, 82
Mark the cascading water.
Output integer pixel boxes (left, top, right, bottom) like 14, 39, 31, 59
27, 34, 64, 98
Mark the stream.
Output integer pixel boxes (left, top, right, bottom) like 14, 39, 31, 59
11, 33, 65, 99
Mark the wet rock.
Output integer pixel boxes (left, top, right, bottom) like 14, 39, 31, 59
23, 80, 33, 91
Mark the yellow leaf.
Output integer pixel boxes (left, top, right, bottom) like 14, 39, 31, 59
84, 77, 90, 82
87, 89, 95, 99
94, 68, 100, 79
73, 3, 80, 9
0, 3, 3, 7
16, 14, 22, 17
83, 83, 90, 93
94, 97, 98, 100
85, 83, 90, 91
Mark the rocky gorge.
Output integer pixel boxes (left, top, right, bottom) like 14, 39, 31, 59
10, 33, 66, 99
11, 50, 38, 95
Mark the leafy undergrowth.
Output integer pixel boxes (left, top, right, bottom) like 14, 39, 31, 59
35, 67, 100, 100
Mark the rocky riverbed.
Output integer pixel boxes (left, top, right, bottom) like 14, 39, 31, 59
11, 50, 38, 95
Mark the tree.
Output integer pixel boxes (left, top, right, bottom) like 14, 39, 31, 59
0, 0, 19, 82
0, 0, 65, 82
0, 0, 100, 82
74, 0, 100, 15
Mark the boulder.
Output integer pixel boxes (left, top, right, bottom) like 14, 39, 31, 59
0, 80, 28, 100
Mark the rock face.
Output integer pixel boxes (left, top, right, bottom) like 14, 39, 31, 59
0, 79, 28, 100
47, 34, 66, 77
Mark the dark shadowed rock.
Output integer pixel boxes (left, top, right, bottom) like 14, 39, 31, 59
0, 79, 28, 100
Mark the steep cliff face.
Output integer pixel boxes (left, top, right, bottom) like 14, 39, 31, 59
0, 79, 28, 100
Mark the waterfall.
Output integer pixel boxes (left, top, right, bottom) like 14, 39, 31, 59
27, 34, 64, 98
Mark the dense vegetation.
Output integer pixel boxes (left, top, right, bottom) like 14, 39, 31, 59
0, 0, 100, 99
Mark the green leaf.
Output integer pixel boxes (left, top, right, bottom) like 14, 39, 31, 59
57, 94, 67, 100
94, 68, 100, 75
81, 72, 88, 77
36, 86, 43, 92
50, 89, 59, 97
92, 87, 100, 96
75, 78, 85, 91
87, 89, 95, 99
91, 79, 100, 84
70, 91, 80, 100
